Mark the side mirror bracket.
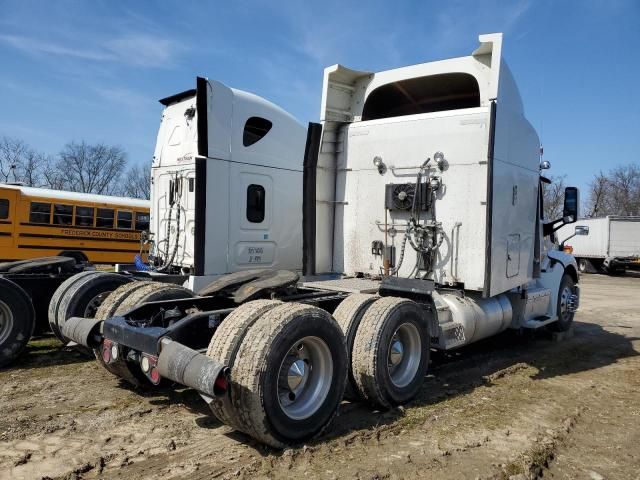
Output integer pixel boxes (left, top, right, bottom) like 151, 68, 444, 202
543, 186, 580, 236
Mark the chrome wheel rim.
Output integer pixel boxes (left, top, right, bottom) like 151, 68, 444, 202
277, 336, 333, 420
0, 300, 14, 345
559, 286, 572, 321
387, 323, 421, 388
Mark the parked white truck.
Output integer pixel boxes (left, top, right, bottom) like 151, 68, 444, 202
558, 216, 640, 274
61, 33, 581, 448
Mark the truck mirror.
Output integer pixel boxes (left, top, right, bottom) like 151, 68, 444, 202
563, 187, 579, 223
575, 225, 589, 236
540, 160, 551, 170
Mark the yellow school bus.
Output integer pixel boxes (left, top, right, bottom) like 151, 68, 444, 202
0, 184, 150, 264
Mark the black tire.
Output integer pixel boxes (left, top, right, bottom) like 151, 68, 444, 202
111, 283, 195, 316
351, 297, 430, 409
230, 303, 348, 448
332, 293, 377, 400
577, 258, 590, 273
48, 271, 102, 343
0, 278, 36, 368
94, 280, 156, 320
206, 299, 282, 427
96, 282, 195, 387
549, 274, 576, 332
56, 272, 132, 342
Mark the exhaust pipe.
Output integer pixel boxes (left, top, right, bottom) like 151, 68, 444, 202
157, 338, 229, 397
62, 317, 103, 348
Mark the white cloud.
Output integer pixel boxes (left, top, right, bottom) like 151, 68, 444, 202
105, 33, 186, 68
0, 31, 186, 68
0, 34, 115, 61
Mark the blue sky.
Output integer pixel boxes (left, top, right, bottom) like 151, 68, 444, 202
0, 0, 638, 193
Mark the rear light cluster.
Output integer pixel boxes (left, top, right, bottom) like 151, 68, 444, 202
563, 245, 574, 254
140, 353, 161, 384
102, 339, 118, 364
100, 339, 162, 385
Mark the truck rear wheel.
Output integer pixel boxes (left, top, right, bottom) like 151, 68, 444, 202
351, 297, 430, 409
48, 271, 102, 343
332, 293, 377, 400
549, 274, 576, 332
55, 272, 132, 342
96, 282, 195, 387
0, 278, 36, 368
206, 299, 282, 427
94, 281, 156, 320
230, 303, 347, 448
578, 258, 591, 273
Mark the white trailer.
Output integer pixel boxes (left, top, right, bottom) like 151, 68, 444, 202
558, 216, 640, 273
63, 33, 582, 449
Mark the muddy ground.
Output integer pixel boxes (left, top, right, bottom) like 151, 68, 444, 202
1, 273, 639, 480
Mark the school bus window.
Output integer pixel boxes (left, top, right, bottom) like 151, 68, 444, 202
53, 204, 73, 225
135, 212, 150, 231
75, 206, 94, 227
96, 208, 114, 228
0, 199, 8, 219
30, 202, 51, 223
117, 210, 133, 229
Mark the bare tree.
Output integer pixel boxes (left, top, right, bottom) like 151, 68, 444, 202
586, 164, 640, 217
585, 171, 609, 217
119, 162, 151, 199
0, 137, 29, 183
542, 174, 566, 220
41, 155, 68, 190
56, 141, 127, 194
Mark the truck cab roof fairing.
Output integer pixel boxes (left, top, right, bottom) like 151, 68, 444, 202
320, 33, 525, 124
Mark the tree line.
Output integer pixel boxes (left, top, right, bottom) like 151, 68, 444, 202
542, 164, 639, 220
0, 136, 150, 199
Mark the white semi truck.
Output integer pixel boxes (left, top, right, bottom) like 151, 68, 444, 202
60, 33, 581, 448
558, 216, 640, 274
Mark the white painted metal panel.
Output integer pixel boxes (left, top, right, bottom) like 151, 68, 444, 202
609, 218, 640, 257
557, 216, 640, 259
489, 104, 540, 296
152, 78, 305, 276
335, 109, 490, 290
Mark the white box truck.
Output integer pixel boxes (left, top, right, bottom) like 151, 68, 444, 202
62, 33, 582, 449
558, 216, 640, 273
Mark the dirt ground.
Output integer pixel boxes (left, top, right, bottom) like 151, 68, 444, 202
1, 273, 639, 480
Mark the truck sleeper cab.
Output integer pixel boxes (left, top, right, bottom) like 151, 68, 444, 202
150, 78, 305, 290
65, 33, 581, 449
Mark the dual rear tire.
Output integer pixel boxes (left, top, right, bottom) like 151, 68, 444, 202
207, 302, 348, 448
336, 296, 431, 409
94, 281, 195, 386
48, 271, 132, 344
206, 296, 430, 447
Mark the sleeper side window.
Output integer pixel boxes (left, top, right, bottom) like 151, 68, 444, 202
0, 199, 9, 219
53, 204, 73, 225
246, 184, 265, 223
30, 202, 51, 223
243, 117, 272, 147
96, 208, 114, 228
